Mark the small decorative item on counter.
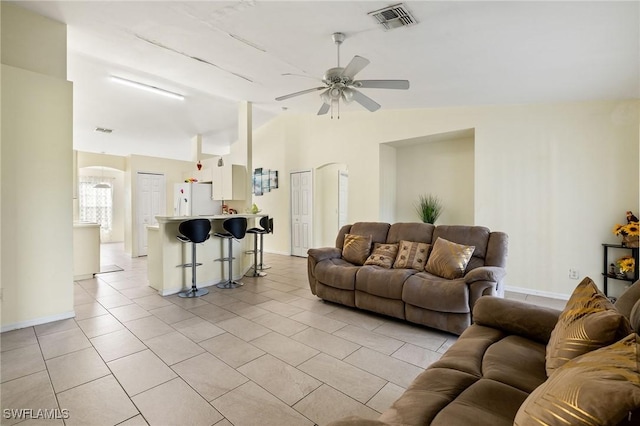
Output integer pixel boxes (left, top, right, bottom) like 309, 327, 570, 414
184, 177, 198, 183
197, 161, 202, 171
246, 203, 262, 214
222, 204, 228, 214
228, 208, 237, 214
612, 211, 640, 247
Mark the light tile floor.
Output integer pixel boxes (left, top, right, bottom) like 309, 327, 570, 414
1, 243, 567, 426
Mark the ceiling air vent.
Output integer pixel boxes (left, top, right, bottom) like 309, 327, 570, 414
368, 3, 417, 30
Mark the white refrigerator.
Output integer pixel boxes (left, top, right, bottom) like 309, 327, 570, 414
174, 182, 222, 216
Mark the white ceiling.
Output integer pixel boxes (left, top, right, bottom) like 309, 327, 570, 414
14, 1, 640, 161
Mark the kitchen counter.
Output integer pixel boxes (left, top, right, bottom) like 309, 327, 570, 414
73, 222, 100, 280
147, 214, 266, 295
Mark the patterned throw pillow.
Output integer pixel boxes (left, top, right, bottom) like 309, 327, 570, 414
515, 333, 640, 426
546, 277, 631, 376
364, 243, 399, 269
425, 237, 475, 279
342, 233, 372, 266
392, 240, 430, 272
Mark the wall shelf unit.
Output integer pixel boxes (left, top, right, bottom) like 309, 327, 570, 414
601, 243, 639, 298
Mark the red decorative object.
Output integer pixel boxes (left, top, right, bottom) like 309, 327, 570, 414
197, 161, 202, 170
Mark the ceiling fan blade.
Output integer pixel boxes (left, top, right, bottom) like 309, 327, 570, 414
353, 80, 410, 90
317, 103, 331, 115
281, 73, 323, 83
341, 55, 370, 79
275, 86, 325, 101
351, 89, 381, 112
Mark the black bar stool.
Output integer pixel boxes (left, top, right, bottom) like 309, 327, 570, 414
176, 218, 211, 298
246, 216, 269, 277
214, 217, 247, 289
256, 218, 273, 271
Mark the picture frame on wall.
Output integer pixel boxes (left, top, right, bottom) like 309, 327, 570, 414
253, 167, 279, 195
253, 168, 263, 196
262, 169, 271, 193
270, 170, 278, 189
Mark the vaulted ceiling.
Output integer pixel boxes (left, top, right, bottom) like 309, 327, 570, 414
15, 1, 639, 161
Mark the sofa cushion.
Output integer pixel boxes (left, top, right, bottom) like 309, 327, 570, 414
515, 333, 640, 426
403, 272, 470, 313
432, 225, 489, 263
392, 240, 430, 271
425, 237, 475, 279
342, 233, 372, 266
481, 335, 548, 394
346, 222, 390, 245
356, 265, 416, 299
378, 367, 480, 425
546, 277, 631, 376
432, 379, 529, 426
364, 243, 398, 269
315, 258, 360, 291
386, 222, 435, 244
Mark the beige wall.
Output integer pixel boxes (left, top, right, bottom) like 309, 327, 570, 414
1, 3, 74, 330
251, 100, 639, 298
393, 136, 474, 225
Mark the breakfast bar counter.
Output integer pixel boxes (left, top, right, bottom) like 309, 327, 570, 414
147, 214, 265, 295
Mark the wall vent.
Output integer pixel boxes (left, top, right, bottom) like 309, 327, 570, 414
95, 127, 113, 133
368, 3, 417, 30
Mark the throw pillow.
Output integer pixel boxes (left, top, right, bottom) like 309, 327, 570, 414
424, 237, 475, 279
342, 233, 372, 266
515, 333, 640, 426
364, 243, 399, 269
392, 240, 430, 272
546, 277, 631, 376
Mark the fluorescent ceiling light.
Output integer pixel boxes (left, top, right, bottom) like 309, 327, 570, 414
110, 76, 185, 100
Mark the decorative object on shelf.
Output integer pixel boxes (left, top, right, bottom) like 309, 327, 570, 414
184, 177, 198, 183
414, 194, 443, 224
617, 255, 636, 278
253, 168, 279, 196
196, 161, 202, 171
612, 211, 639, 247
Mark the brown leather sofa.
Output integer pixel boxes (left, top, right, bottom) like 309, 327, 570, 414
307, 222, 508, 335
328, 279, 640, 426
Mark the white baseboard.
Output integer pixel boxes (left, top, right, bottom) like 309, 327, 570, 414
264, 249, 295, 257
1, 310, 76, 333
504, 285, 570, 301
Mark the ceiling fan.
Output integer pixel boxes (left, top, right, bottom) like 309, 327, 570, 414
275, 32, 410, 118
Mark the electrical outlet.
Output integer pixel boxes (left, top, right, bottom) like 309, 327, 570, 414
569, 269, 579, 280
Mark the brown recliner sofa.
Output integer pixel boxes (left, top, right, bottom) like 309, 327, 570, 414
328, 278, 640, 425
307, 222, 508, 335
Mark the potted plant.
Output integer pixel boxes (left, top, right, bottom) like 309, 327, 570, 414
414, 194, 443, 224
613, 211, 640, 247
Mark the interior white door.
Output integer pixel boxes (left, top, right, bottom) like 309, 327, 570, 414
291, 170, 313, 257
137, 172, 165, 256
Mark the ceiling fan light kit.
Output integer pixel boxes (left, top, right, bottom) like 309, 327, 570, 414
276, 32, 409, 119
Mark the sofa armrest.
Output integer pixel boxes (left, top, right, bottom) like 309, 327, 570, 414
464, 266, 506, 284
308, 247, 342, 262
472, 296, 561, 344
307, 247, 342, 295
